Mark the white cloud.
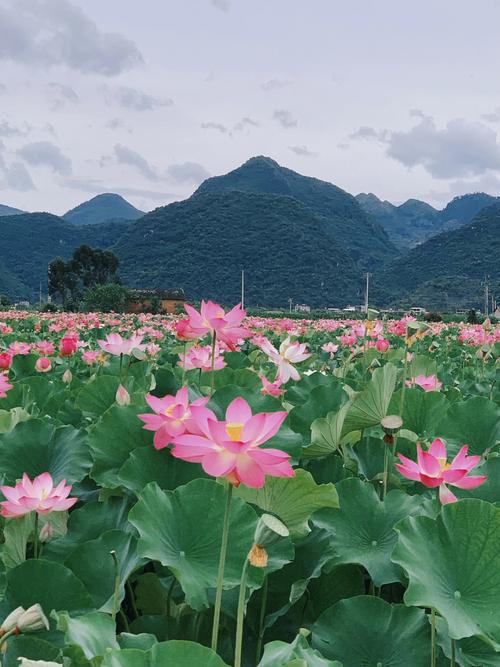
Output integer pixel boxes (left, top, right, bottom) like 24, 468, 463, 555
17, 141, 72, 176
47, 82, 79, 110
233, 117, 259, 131
211, 0, 230, 11
167, 162, 210, 184
113, 144, 158, 180
273, 109, 297, 128
201, 121, 228, 134
261, 79, 292, 92
289, 145, 316, 157
109, 86, 173, 111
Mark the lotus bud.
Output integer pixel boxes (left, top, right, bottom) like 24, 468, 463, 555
39, 521, 54, 543
115, 384, 130, 407
18, 660, 63, 667
16, 604, 49, 633
381, 415, 403, 446
0, 607, 25, 635
248, 514, 289, 568
62, 369, 72, 384
35, 357, 51, 373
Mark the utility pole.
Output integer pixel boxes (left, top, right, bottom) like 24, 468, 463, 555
364, 273, 371, 314
482, 276, 490, 318
39, 281, 42, 307
240, 269, 245, 309
288, 298, 293, 314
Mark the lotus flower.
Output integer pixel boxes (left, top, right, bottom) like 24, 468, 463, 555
406, 374, 442, 392
259, 374, 284, 397
0, 352, 13, 370
172, 397, 293, 487
97, 333, 145, 356
178, 344, 226, 372
35, 357, 51, 373
376, 338, 390, 353
184, 301, 251, 348
321, 342, 339, 355
139, 386, 210, 449
0, 473, 77, 518
396, 438, 487, 504
0, 373, 12, 397
259, 336, 311, 383
59, 333, 79, 357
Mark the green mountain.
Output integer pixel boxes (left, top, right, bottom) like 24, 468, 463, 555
439, 192, 499, 226
0, 213, 130, 300
64, 193, 145, 226
195, 156, 398, 270
375, 204, 500, 310
0, 204, 24, 216
114, 190, 364, 307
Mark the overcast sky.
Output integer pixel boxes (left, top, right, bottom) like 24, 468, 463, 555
1, 0, 500, 214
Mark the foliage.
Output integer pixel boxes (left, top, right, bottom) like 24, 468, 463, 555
83, 283, 130, 313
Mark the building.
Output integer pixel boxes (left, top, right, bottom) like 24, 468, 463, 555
294, 304, 311, 313
126, 289, 186, 314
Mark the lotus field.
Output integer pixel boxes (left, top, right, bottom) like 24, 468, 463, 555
0, 303, 499, 667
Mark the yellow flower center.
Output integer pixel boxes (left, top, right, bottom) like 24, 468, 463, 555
226, 422, 244, 441
438, 457, 450, 471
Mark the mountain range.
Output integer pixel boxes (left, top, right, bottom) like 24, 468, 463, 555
0, 156, 498, 310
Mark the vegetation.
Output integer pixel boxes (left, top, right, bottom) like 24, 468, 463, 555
63, 193, 144, 226
83, 283, 130, 312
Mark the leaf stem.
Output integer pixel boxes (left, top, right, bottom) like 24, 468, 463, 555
211, 483, 233, 652
210, 332, 217, 396
33, 512, 39, 559
234, 558, 249, 667
431, 608, 436, 667
110, 550, 121, 623
255, 577, 269, 664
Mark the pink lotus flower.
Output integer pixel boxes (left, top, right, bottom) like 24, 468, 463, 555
35, 357, 51, 373
376, 338, 390, 353
406, 374, 442, 392
97, 333, 145, 356
352, 320, 384, 338
59, 333, 79, 357
0, 473, 77, 518
116, 384, 131, 406
340, 334, 357, 347
139, 386, 210, 449
396, 439, 487, 504
259, 336, 311, 383
0, 373, 12, 397
260, 374, 284, 397
35, 341, 55, 356
184, 301, 251, 349
0, 352, 13, 370
175, 318, 200, 341
178, 344, 226, 372
81, 350, 100, 365
9, 342, 31, 356
322, 342, 339, 355
172, 397, 293, 487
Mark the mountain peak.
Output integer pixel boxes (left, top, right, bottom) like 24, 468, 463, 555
0, 203, 25, 217
63, 193, 145, 226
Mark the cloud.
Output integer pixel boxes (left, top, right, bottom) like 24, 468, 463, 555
64, 178, 173, 201
113, 144, 158, 180
349, 126, 387, 141
386, 117, 500, 178
261, 79, 292, 92
273, 109, 297, 128
289, 145, 316, 157
167, 161, 210, 184
201, 121, 228, 134
109, 86, 173, 111
17, 140, 72, 175
0, 143, 36, 190
211, 0, 230, 11
0, 120, 25, 137
47, 82, 79, 111
0, 84, 6, 95
105, 117, 131, 132
0, 0, 143, 76
482, 107, 500, 123
233, 117, 259, 131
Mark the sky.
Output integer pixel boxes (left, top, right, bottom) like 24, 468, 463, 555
1, 0, 500, 214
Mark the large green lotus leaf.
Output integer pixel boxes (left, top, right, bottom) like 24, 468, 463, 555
392, 499, 500, 646
0, 419, 91, 485
101, 640, 229, 667
6, 559, 93, 614
349, 435, 388, 481
65, 529, 142, 612
3, 636, 62, 667
285, 373, 340, 407
75, 375, 123, 415
312, 596, 430, 666
259, 634, 341, 666
305, 564, 365, 624
408, 353, 437, 378
213, 368, 261, 390
342, 363, 398, 434
1, 513, 34, 569
56, 611, 119, 659
288, 382, 348, 442
305, 401, 353, 459
324, 478, 423, 586
88, 403, 150, 487
129, 480, 257, 609
436, 396, 500, 456
453, 457, 500, 503
118, 446, 207, 494
43, 497, 133, 561
118, 632, 158, 650
0, 407, 30, 434
435, 616, 500, 666
11, 353, 37, 378
234, 469, 338, 538
389, 387, 449, 439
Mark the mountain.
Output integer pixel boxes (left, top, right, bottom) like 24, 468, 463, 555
357, 191, 500, 250
63, 193, 145, 226
114, 190, 364, 307
375, 203, 500, 309
0, 204, 24, 216
195, 156, 398, 270
0, 213, 131, 300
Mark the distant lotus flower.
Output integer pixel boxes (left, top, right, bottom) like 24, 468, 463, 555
0, 352, 13, 370
35, 357, 51, 373
115, 384, 131, 406
97, 333, 145, 356
259, 336, 311, 383
376, 338, 390, 353
81, 350, 100, 365
184, 301, 251, 349
259, 374, 284, 397
8, 342, 31, 356
340, 334, 357, 347
172, 397, 293, 488
178, 344, 226, 372
321, 342, 339, 354
406, 374, 442, 392
59, 334, 79, 357
146, 343, 161, 357
139, 386, 210, 449
0, 373, 13, 397
396, 438, 487, 504
352, 320, 383, 338
0, 473, 77, 518
35, 341, 55, 356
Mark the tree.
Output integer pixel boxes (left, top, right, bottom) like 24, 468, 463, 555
48, 258, 77, 305
83, 283, 130, 313
0, 294, 11, 307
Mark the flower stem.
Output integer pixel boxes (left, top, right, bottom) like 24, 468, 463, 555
181, 341, 187, 385
450, 638, 456, 666
33, 512, 39, 559
210, 332, 217, 396
234, 558, 249, 667
211, 483, 233, 652
110, 550, 121, 622
431, 608, 436, 667
255, 576, 268, 664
